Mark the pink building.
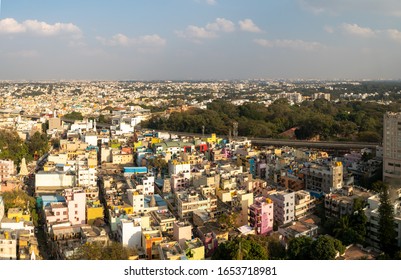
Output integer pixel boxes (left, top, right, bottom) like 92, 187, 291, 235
0, 160, 15, 182
64, 189, 86, 225
249, 196, 274, 235
170, 173, 190, 192
45, 202, 69, 224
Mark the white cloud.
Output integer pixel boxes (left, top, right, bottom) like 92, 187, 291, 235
176, 17, 234, 41
0, 18, 26, 34
387, 29, 401, 43
206, 18, 235, 32
97, 33, 166, 47
238, 19, 262, 33
175, 25, 217, 40
255, 38, 324, 51
342, 23, 376, 38
0, 17, 82, 38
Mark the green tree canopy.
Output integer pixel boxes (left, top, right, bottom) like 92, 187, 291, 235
28, 132, 49, 158
63, 111, 84, 120
0, 129, 30, 163
70, 242, 136, 260
287, 236, 313, 260
212, 236, 268, 260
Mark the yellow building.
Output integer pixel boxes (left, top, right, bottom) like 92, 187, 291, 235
134, 141, 143, 151
7, 208, 31, 222
88, 150, 98, 168
204, 133, 223, 145
151, 137, 161, 145
185, 238, 205, 260
87, 201, 104, 225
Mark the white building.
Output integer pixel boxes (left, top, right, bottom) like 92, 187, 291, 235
77, 167, 97, 187
129, 175, 155, 195
0, 220, 34, 236
364, 192, 401, 248
118, 215, 150, 249
82, 131, 98, 146
35, 171, 76, 193
268, 190, 295, 226
128, 190, 145, 213
47, 153, 68, 165
168, 160, 191, 180
0, 231, 17, 260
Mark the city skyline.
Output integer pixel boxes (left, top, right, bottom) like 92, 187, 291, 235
1, 0, 401, 81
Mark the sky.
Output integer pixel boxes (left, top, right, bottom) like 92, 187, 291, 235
1, 0, 401, 81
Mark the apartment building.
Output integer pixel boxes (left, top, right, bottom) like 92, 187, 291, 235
383, 112, 401, 187
302, 161, 343, 194
268, 190, 295, 226
248, 196, 274, 235
294, 190, 316, 220
175, 188, 217, 219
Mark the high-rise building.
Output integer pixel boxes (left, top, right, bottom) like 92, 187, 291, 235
383, 112, 401, 187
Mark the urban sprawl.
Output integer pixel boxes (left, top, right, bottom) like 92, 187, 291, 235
0, 80, 400, 260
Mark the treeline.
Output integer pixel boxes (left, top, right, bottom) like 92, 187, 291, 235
211, 234, 346, 260
144, 99, 401, 142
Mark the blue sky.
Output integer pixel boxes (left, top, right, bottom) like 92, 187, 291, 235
1, 0, 401, 80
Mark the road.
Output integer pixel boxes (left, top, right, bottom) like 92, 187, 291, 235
146, 129, 380, 150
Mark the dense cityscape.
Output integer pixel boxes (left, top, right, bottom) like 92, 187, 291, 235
2, 0, 401, 268
0, 80, 400, 260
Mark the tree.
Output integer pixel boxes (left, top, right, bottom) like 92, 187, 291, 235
0, 129, 30, 163
212, 237, 268, 260
311, 235, 342, 260
63, 111, 83, 120
28, 132, 49, 158
147, 157, 168, 178
70, 242, 136, 260
351, 212, 367, 244
217, 212, 237, 229
287, 236, 313, 259
378, 183, 397, 256
333, 215, 356, 245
